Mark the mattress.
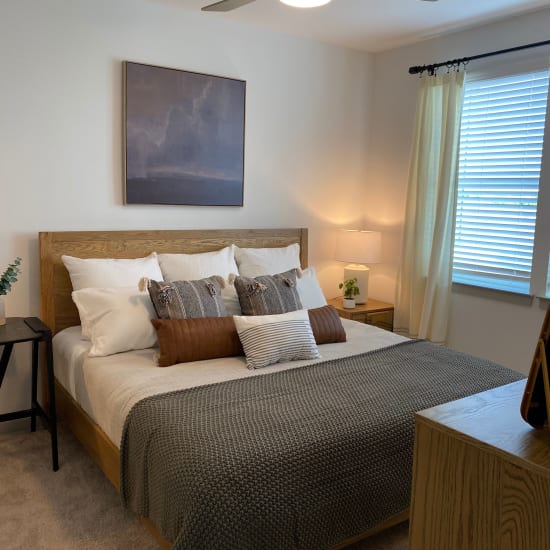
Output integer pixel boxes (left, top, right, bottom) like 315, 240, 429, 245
53, 319, 407, 448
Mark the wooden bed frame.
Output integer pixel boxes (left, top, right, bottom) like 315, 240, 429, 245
39, 227, 407, 549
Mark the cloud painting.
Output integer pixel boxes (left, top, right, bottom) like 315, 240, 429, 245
124, 62, 245, 206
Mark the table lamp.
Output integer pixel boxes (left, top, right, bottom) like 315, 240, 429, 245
335, 230, 381, 304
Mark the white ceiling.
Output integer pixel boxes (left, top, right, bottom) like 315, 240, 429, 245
181, 0, 550, 52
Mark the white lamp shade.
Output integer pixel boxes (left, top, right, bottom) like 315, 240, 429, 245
335, 230, 382, 265
335, 230, 381, 305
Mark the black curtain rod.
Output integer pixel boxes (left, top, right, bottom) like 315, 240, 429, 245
408, 38, 550, 75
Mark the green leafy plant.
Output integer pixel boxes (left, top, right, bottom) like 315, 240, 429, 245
0, 257, 22, 296
339, 277, 359, 300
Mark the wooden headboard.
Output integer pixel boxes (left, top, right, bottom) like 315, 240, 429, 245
39, 228, 308, 335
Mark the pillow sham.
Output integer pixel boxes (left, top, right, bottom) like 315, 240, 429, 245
234, 243, 301, 277
296, 267, 327, 310
307, 305, 346, 345
151, 317, 243, 367
147, 276, 227, 319
62, 253, 163, 290
71, 287, 157, 357
233, 270, 302, 316
157, 246, 238, 281
62, 253, 163, 340
234, 309, 320, 369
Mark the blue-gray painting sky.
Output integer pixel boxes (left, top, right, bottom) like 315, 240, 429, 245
125, 63, 245, 182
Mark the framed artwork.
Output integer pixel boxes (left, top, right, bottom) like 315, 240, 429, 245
123, 61, 246, 206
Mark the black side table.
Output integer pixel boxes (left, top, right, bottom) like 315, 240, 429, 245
0, 317, 59, 471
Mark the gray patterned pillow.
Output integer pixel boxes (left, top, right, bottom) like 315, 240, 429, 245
233, 269, 303, 316
147, 276, 227, 319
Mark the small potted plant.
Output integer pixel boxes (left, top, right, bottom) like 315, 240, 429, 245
0, 257, 22, 325
339, 277, 359, 309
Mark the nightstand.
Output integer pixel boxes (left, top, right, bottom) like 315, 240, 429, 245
0, 317, 58, 471
327, 297, 394, 331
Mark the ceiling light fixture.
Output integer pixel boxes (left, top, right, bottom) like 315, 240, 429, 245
280, 0, 331, 7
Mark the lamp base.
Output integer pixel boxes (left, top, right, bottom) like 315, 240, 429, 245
344, 264, 370, 304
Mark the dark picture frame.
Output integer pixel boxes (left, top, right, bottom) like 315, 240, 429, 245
123, 61, 246, 206
521, 303, 550, 430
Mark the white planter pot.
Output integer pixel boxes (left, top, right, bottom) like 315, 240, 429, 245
342, 298, 355, 309
0, 298, 5, 325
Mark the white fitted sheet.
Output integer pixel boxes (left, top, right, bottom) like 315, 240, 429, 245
53, 319, 407, 449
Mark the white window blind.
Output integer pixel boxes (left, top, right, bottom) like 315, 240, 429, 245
453, 69, 550, 294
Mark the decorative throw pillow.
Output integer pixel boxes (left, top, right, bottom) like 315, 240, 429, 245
233, 309, 320, 369
157, 247, 241, 316
151, 317, 243, 367
147, 276, 227, 319
157, 246, 238, 281
71, 287, 157, 357
152, 306, 343, 367
296, 267, 327, 310
234, 243, 301, 277
307, 305, 346, 345
233, 270, 303, 316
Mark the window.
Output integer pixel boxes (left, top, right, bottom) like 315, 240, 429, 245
452, 69, 550, 294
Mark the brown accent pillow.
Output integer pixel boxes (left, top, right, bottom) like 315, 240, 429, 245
307, 305, 347, 345
151, 317, 243, 367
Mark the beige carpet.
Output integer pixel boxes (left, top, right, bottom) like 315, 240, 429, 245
0, 425, 408, 549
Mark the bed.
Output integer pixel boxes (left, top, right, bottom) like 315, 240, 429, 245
39, 228, 525, 549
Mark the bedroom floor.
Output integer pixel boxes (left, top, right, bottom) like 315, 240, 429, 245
0, 424, 408, 549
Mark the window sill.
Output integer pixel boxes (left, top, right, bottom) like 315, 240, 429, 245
452, 281, 531, 298
451, 282, 535, 305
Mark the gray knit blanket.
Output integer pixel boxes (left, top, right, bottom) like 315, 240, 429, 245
120, 340, 524, 550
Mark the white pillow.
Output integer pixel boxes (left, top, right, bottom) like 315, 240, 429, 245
234, 243, 301, 277
61, 252, 162, 340
158, 246, 241, 315
72, 287, 157, 357
233, 309, 320, 370
296, 267, 327, 310
158, 246, 238, 281
62, 253, 162, 340
221, 286, 242, 316
62, 253, 163, 290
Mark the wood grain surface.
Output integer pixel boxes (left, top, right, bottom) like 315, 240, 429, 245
40, 228, 308, 334
409, 380, 550, 550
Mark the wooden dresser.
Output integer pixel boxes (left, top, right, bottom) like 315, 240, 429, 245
409, 380, 550, 550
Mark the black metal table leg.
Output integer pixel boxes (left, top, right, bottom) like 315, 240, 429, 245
45, 337, 59, 471
0, 342, 14, 387
31, 340, 38, 432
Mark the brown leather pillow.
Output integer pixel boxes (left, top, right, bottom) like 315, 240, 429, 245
151, 317, 243, 367
152, 305, 345, 367
307, 305, 347, 345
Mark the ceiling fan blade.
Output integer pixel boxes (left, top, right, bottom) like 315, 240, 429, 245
202, 0, 255, 11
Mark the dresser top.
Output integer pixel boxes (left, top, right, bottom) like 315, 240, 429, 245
417, 380, 550, 474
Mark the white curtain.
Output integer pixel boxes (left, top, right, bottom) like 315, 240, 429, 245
394, 71, 465, 343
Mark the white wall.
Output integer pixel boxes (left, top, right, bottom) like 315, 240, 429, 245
0, 0, 373, 426
368, 8, 550, 374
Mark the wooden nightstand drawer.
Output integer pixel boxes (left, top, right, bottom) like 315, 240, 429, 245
327, 298, 394, 332
365, 310, 394, 331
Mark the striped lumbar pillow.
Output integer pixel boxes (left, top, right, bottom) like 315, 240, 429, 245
233, 309, 320, 369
